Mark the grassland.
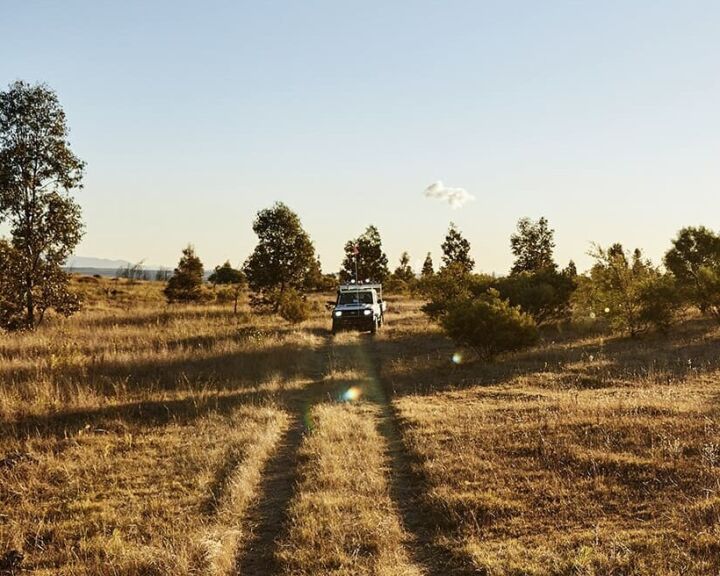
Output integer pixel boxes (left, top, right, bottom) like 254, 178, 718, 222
377, 303, 720, 575
1, 277, 719, 575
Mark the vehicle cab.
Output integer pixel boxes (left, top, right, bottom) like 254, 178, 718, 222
331, 282, 386, 334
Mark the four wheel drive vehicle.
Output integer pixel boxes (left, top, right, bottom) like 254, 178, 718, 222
331, 283, 387, 334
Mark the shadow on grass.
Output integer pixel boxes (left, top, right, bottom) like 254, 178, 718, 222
373, 316, 720, 398
1, 337, 363, 441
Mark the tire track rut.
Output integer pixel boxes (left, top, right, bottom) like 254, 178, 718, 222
234, 416, 304, 575
232, 333, 475, 575
367, 339, 478, 576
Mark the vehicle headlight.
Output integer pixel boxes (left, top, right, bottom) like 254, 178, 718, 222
334, 311, 342, 317
363, 309, 372, 316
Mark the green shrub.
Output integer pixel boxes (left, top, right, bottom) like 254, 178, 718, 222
494, 267, 576, 324
572, 244, 681, 336
278, 289, 310, 324
164, 246, 205, 303
664, 226, 720, 321
420, 264, 493, 320
638, 274, 683, 333
440, 289, 539, 360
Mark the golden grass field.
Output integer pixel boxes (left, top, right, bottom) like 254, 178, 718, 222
1, 277, 719, 575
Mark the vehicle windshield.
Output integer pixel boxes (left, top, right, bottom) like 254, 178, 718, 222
338, 291, 373, 305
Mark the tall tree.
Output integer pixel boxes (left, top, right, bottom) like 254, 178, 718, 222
244, 202, 315, 311
303, 256, 324, 291
510, 217, 556, 274
421, 252, 434, 277
393, 251, 415, 283
664, 226, 720, 321
0, 81, 85, 330
340, 225, 389, 283
441, 222, 474, 273
164, 245, 205, 302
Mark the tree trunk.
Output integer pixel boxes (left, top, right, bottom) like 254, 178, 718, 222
274, 282, 285, 313
25, 274, 35, 328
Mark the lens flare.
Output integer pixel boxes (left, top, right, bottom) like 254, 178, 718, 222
342, 386, 362, 402
452, 351, 464, 364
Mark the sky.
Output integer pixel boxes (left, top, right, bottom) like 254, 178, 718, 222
2, 0, 720, 274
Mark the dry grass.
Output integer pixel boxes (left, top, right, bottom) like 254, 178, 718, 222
279, 401, 420, 576
3, 279, 720, 575
0, 277, 319, 574
1, 404, 287, 575
0, 278, 326, 420
379, 300, 720, 575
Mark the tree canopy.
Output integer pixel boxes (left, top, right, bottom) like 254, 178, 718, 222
393, 251, 415, 283
0, 81, 85, 329
441, 223, 474, 273
510, 217, 556, 274
664, 226, 720, 321
573, 243, 679, 336
340, 225, 389, 283
244, 202, 316, 311
164, 245, 205, 302
209, 261, 244, 285
421, 252, 434, 277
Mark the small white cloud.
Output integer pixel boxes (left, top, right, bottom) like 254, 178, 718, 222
424, 181, 475, 208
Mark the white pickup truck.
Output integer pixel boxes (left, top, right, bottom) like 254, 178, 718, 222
331, 283, 387, 334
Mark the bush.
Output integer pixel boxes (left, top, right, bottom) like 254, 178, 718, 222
420, 264, 493, 320
494, 268, 575, 324
440, 290, 539, 360
695, 265, 720, 321
216, 286, 238, 303
165, 246, 205, 303
664, 226, 720, 321
638, 274, 683, 333
572, 244, 681, 336
278, 289, 310, 324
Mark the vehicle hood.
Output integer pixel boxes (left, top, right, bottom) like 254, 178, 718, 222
334, 303, 373, 311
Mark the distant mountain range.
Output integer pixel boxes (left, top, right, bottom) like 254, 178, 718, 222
63, 256, 172, 279
65, 256, 135, 269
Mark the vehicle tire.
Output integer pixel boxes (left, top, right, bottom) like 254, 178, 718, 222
370, 317, 378, 334
331, 321, 338, 335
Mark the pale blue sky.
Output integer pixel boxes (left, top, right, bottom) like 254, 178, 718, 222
3, 0, 719, 273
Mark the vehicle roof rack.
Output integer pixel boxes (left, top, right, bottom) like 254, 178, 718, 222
338, 282, 383, 295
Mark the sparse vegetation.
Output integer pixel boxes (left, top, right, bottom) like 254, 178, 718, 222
378, 299, 720, 576
2, 278, 720, 574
